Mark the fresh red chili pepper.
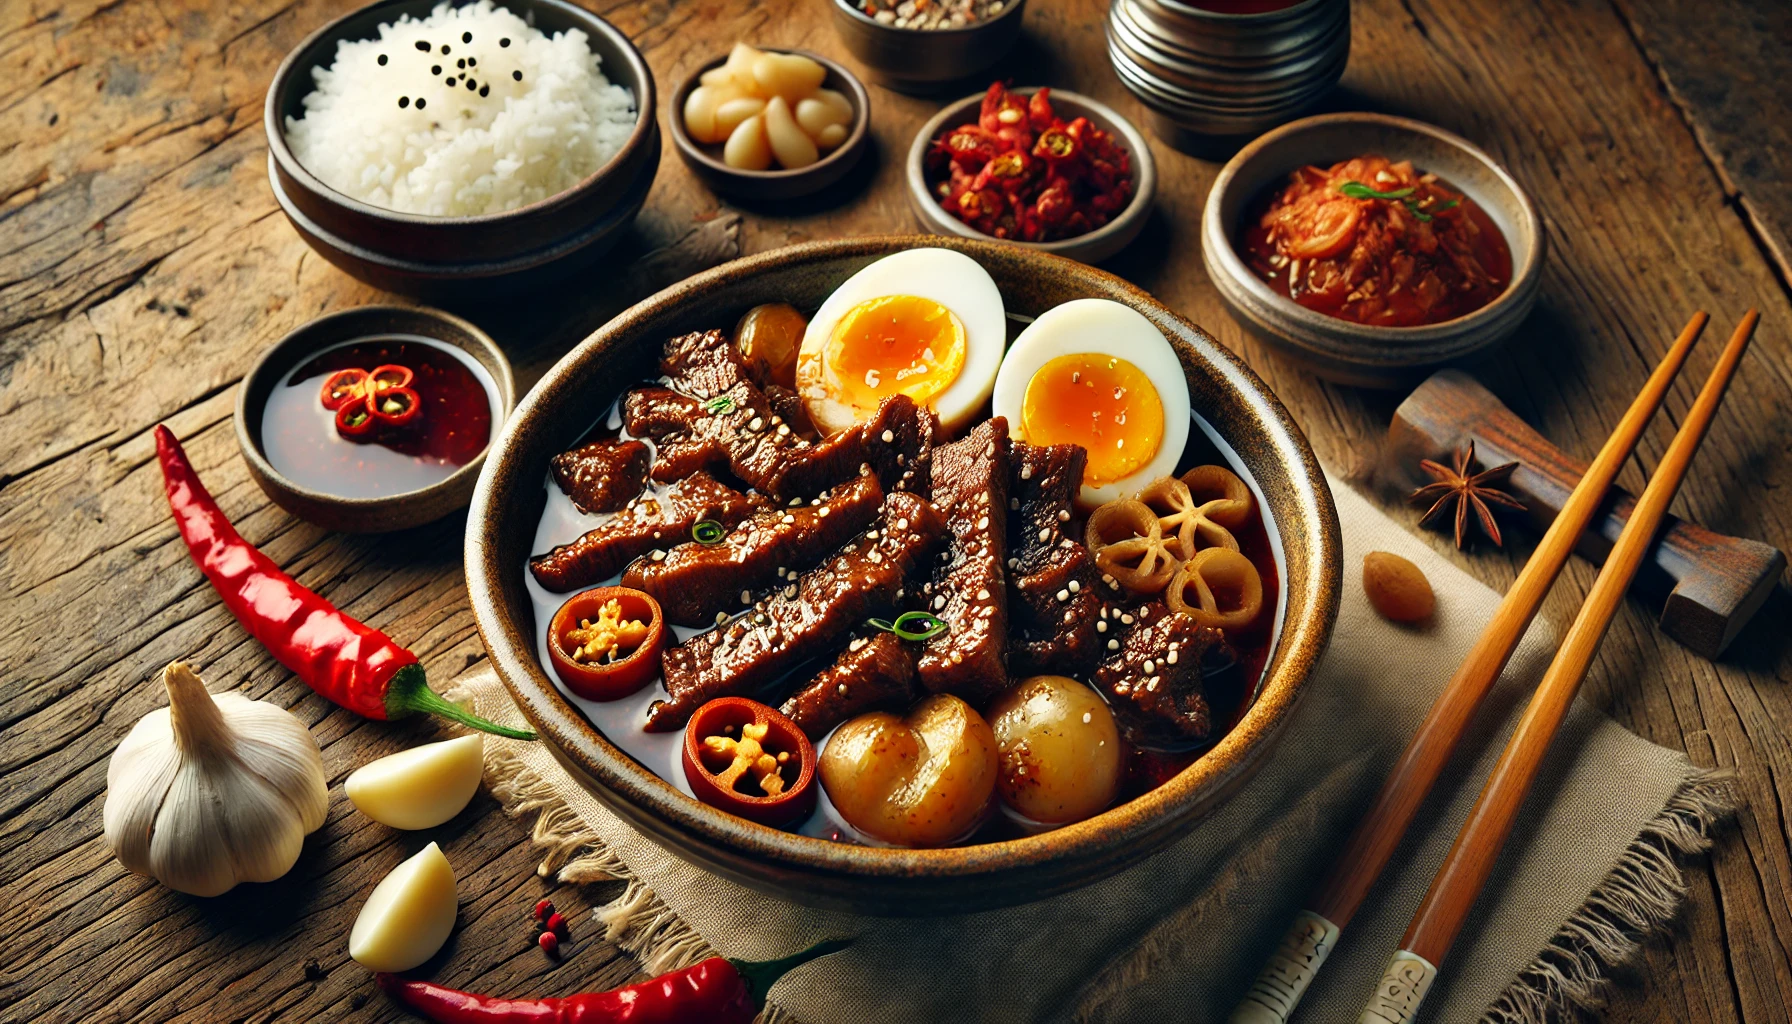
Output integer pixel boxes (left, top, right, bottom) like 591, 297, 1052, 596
335, 399, 380, 442
1032, 126, 1080, 167
682, 697, 816, 828
369, 364, 415, 392
1027, 86, 1056, 132
153, 425, 533, 739
321, 368, 370, 411
376, 940, 847, 1024
547, 587, 668, 701
366, 385, 424, 432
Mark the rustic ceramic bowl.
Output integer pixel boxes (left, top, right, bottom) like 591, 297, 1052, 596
667, 50, 871, 201
465, 236, 1340, 915
828, 0, 1028, 94
237, 305, 516, 533
264, 0, 659, 300
906, 88, 1156, 265
1202, 113, 1546, 388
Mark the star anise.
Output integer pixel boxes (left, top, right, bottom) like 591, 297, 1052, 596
1408, 441, 1526, 548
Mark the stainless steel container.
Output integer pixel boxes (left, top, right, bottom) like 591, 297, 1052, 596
1106, 0, 1349, 144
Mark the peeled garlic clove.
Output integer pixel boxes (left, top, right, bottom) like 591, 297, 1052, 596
813, 88, 854, 125
796, 95, 851, 136
814, 122, 849, 151
764, 96, 819, 169
350, 842, 458, 972
713, 96, 767, 143
723, 112, 774, 171
684, 85, 722, 144
699, 65, 736, 89
721, 42, 764, 90
346, 734, 484, 830
752, 51, 826, 104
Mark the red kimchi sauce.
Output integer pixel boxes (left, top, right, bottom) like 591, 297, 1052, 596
1240, 155, 1512, 327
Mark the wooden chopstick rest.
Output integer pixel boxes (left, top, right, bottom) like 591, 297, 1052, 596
1228, 312, 1711, 1024
1383, 369, 1785, 657
1359, 311, 1760, 1024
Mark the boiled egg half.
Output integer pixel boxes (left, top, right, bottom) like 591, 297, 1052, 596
992, 298, 1190, 506
797, 248, 1005, 436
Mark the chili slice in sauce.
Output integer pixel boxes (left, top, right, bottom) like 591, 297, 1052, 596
682, 697, 817, 828
547, 587, 668, 702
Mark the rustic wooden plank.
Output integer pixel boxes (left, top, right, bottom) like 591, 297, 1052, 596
0, 0, 1789, 1022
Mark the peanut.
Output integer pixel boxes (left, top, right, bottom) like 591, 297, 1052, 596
1363, 551, 1435, 623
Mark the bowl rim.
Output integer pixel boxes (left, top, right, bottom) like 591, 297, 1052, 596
1202, 111, 1546, 344
235, 304, 518, 515
829, 0, 1028, 35
1138, 0, 1328, 22
465, 234, 1342, 885
665, 48, 871, 183
904, 87, 1158, 254
263, 0, 657, 227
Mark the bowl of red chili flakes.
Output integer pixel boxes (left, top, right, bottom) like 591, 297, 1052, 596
908, 82, 1156, 265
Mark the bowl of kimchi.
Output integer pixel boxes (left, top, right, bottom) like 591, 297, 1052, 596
1202, 112, 1545, 388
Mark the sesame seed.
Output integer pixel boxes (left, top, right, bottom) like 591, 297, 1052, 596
865, 530, 879, 539
1121, 613, 1134, 625
1020, 465, 1033, 480
868, 551, 882, 563
432, 64, 442, 74
1143, 659, 1155, 673
818, 507, 829, 517
469, 56, 477, 66
896, 517, 909, 530
1108, 639, 1119, 650
441, 43, 451, 53
1068, 580, 1081, 593
748, 416, 764, 431
1115, 681, 1131, 694
650, 549, 666, 561
838, 683, 848, 696
1007, 557, 1019, 569
881, 429, 894, 443
479, 85, 489, 96
1167, 650, 1179, 665
777, 423, 791, 436
1083, 711, 1093, 724
513, 70, 523, 81
1056, 589, 1069, 602
976, 516, 989, 531
782, 514, 795, 524
1058, 509, 1070, 521
466, 78, 477, 90
416, 40, 431, 51
1097, 620, 1108, 633
462, 30, 472, 42
1064, 610, 1074, 622
741, 590, 752, 604
398, 96, 410, 107
377, 54, 388, 65
500, 36, 511, 46
951, 652, 963, 664
1038, 527, 1051, 542
716, 611, 729, 624
934, 595, 947, 610
415, 97, 426, 109
457, 58, 466, 68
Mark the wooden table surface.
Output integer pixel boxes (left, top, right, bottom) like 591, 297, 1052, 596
4, 0, 1790, 1020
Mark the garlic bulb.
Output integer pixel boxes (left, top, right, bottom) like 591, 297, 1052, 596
103, 662, 328, 896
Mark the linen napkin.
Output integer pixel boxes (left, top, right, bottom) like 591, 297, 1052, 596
452, 475, 1727, 1023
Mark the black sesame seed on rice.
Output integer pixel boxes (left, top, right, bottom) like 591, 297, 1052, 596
415, 97, 426, 109
440, 43, 450, 53
457, 58, 465, 68
467, 57, 476, 66
415, 39, 430, 51
499, 37, 510, 46
466, 78, 476, 90
398, 96, 409, 107
432, 64, 442, 74
377, 53, 388, 65
462, 31, 472, 42
512, 70, 522, 81
479, 85, 489, 96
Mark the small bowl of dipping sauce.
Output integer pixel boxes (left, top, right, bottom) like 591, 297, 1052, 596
236, 306, 516, 533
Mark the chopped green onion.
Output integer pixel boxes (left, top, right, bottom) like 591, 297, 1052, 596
692, 519, 726, 545
868, 610, 949, 643
1338, 181, 1416, 201
702, 395, 737, 415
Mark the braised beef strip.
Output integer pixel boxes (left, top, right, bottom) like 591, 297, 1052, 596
549, 439, 651, 516
780, 632, 917, 740
624, 330, 934, 501
914, 418, 1011, 705
621, 472, 886, 627
647, 491, 946, 732
528, 472, 766, 593
1006, 442, 1108, 676
1090, 602, 1220, 744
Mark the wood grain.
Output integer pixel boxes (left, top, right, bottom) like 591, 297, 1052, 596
1, 1, 1789, 1022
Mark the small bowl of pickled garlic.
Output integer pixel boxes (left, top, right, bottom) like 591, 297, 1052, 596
671, 44, 871, 200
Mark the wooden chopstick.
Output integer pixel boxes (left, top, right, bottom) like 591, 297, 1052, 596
1228, 312, 1711, 1024
1357, 310, 1759, 1023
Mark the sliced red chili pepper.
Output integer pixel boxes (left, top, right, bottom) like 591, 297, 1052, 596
335, 399, 378, 442
1027, 86, 1056, 132
682, 697, 817, 828
1032, 126, 1080, 167
365, 385, 423, 432
368, 364, 414, 392
320, 368, 368, 411
548, 586, 668, 701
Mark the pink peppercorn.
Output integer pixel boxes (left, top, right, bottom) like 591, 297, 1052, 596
538, 931, 559, 955
546, 912, 566, 935
533, 899, 554, 921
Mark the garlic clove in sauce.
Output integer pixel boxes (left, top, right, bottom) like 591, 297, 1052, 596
349, 841, 458, 972
102, 662, 327, 897
346, 734, 484, 830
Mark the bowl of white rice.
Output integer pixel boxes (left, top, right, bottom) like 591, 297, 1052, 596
266, 0, 658, 298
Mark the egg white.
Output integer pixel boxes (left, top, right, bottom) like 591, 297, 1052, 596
991, 298, 1191, 506
798, 248, 1006, 436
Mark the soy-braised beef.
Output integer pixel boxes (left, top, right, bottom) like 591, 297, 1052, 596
1090, 602, 1220, 744
621, 472, 885, 627
549, 439, 651, 516
1007, 442, 1107, 676
528, 472, 765, 593
780, 632, 917, 740
647, 491, 946, 732
914, 418, 1010, 705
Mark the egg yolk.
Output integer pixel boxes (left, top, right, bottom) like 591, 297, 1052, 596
816, 294, 967, 412
1020, 354, 1164, 486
